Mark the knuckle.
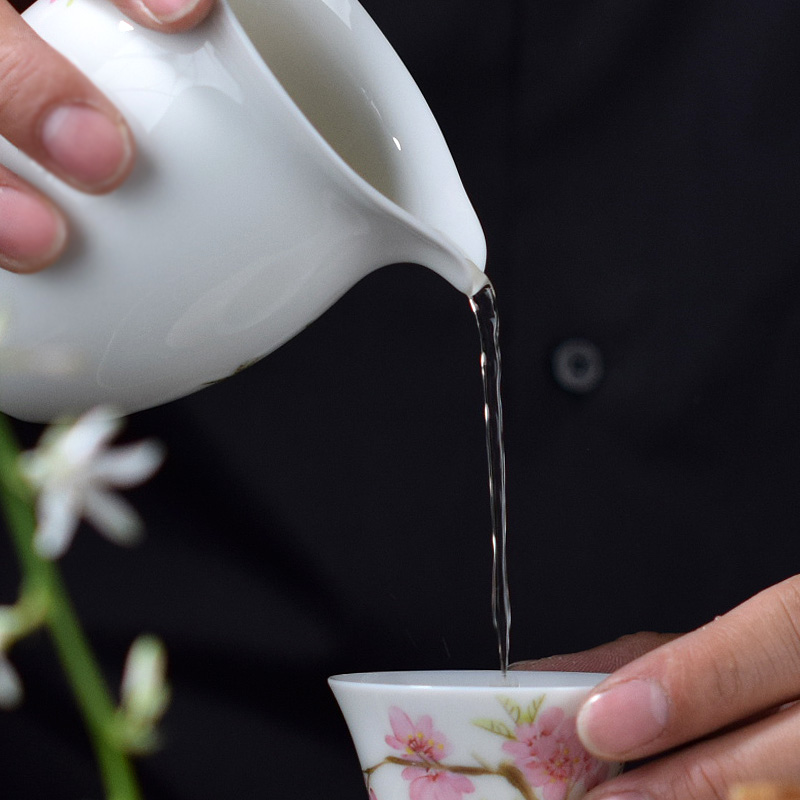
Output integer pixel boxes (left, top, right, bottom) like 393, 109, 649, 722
669, 757, 730, 800
706, 644, 745, 704
0, 44, 46, 121
673, 631, 743, 706
774, 576, 800, 665
777, 575, 800, 631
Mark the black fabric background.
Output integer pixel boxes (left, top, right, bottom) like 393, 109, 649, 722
3, 0, 800, 797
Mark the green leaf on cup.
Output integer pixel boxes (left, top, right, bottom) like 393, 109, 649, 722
472, 718, 515, 739
498, 696, 521, 724
521, 695, 545, 724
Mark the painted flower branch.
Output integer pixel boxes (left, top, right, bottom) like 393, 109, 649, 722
365, 753, 537, 800
365, 700, 613, 800
0, 407, 167, 800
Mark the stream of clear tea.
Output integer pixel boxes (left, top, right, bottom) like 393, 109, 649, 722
469, 283, 511, 675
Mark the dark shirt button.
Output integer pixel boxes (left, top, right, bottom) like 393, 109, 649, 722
551, 338, 604, 394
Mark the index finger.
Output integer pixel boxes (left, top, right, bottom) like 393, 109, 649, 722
13, 0, 216, 30
575, 575, 800, 761
0, 2, 135, 193
109, 0, 215, 32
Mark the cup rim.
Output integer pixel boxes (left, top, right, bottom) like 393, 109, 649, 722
328, 670, 609, 690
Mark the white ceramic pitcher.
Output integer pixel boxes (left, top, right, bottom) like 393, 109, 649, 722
0, 0, 486, 422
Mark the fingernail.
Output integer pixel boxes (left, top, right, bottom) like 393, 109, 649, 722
41, 104, 133, 192
577, 679, 670, 758
0, 187, 67, 272
139, 0, 201, 23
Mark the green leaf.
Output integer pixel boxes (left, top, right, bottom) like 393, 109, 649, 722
472, 718, 516, 739
498, 696, 521, 724
521, 695, 545, 725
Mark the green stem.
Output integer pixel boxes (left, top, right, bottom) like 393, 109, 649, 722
0, 413, 142, 800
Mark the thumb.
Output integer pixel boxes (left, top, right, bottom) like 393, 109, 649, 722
511, 632, 681, 674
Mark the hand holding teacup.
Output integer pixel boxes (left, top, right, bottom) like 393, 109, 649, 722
0, 0, 215, 274
515, 580, 800, 800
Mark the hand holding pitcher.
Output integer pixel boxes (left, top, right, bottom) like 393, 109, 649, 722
0, 0, 485, 422
0, 0, 215, 274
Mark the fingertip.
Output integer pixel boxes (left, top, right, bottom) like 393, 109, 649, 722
576, 679, 671, 760
126, 0, 215, 31
0, 187, 68, 274
40, 103, 135, 194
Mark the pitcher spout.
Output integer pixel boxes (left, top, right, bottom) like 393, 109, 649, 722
445, 257, 491, 298
398, 227, 489, 298
398, 177, 489, 297
250, 0, 489, 298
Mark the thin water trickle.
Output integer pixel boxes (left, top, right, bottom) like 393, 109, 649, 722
469, 283, 510, 675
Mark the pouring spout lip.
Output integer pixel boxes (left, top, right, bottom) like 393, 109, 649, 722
218, 0, 487, 291
466, 260, 492, 296
438, 254, 489, 297
399, 220, 488, 296
386, 218, 487, 296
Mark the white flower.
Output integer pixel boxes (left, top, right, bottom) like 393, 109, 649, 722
0, 607, 22, 710
121, 634, 170, 722
118, 635, 170, 753
19, 407, 165, 559
0, 654, 22, 709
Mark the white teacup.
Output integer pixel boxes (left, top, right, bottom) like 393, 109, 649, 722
329, 671, 623, 800
0, 0, 486, 422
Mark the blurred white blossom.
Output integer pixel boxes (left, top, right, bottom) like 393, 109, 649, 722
0, 607, 22, 709
19, 407, 165, 559
0, 654, 22, 709
0, 593, 49, 710
118, 634, 170, 753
